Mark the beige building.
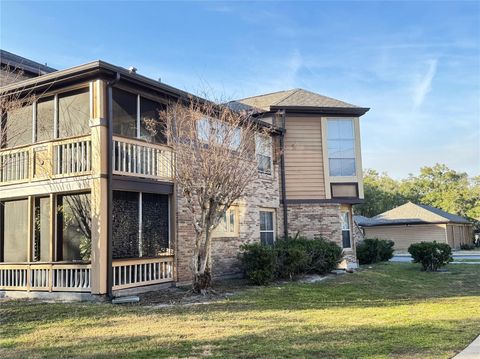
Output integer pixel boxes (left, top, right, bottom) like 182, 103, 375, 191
0, 51, 368, 299
355, 202, 473, 251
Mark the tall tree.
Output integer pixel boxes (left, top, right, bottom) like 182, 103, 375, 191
161, 96, 271, 293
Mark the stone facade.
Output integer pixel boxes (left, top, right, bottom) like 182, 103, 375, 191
282, 203, 357, 268
175, 165, 281, 283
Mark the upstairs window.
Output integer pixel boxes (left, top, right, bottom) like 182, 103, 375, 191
327, 119, 356, 176
58, 88, 90, 138
196, 118, 241, 150
112, 88, 137, 138
255, 134, 272, 175
36, 96, 55, 142
112, 88, 166, 143
4, 104, 33, 147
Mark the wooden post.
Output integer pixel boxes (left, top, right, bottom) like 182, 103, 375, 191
90, 80, 109, 295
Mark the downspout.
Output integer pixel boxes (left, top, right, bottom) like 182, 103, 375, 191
278, 110, 288, 239
106, 72, 120, 299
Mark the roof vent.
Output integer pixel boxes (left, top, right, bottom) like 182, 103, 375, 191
128, 66, 137, 74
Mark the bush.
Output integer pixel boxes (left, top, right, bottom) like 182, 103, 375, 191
274, 239, 310, 279
408, 241, 453, 271
460, 243, 475, 250
240, 237, 343, 284
356, 238, 395, 264
239, 243, 276, 285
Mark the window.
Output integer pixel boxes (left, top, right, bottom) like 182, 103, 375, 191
327, 119, 356, 176
1, 199, 29, 262
33, 197, 51, 262
255, 134, 272, 174
341, 211, 352, 249
112, 87, 137, 137
57, 193, 91, 261
260, 210, 275, 245
213, 207, 239, 237
4, 104, 33, 147
197, 117, 241, 150
36, 96, 55, 142
58, 88, 90, 138
140, 97, 166, 143
112, 191, 170, 259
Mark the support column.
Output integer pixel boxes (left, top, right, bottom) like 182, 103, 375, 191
90, 80, 109, 295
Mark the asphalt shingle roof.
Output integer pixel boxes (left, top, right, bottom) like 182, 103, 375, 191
233, 88, 361, 112
354, 202, 470, 227
1, 49, 57, 75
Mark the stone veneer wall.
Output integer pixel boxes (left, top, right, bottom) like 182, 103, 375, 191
283, 203, 357, 266
175, 165, 281, 283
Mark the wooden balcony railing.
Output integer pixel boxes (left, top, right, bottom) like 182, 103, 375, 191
113, 136, 173, 181
0, 262, 91, 292
112, 255, 174, 290
0, 135, 92, 185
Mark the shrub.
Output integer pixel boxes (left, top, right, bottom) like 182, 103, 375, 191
408, 241, 453, 271
240, 237, 343, 285
356, 238, 394, 264
460, 243, 475, 250
239, 243, 276, 285
303, 238, 344, 274
274, 239, 309, 279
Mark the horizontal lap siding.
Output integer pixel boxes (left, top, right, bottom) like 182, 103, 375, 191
284, 116, 325, 199
363, 224, 447, 250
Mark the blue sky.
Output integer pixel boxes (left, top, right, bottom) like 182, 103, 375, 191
1, 1, 479, 178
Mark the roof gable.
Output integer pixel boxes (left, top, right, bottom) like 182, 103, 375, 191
368, 202, 470, 225
235, 88, 363, 112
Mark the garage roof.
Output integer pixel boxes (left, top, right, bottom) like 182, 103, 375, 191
355, 202, 470, 227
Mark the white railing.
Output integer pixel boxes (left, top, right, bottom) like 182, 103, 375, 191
0, 263, 91, 292
53, 138, 92, 175
0, 135, 92, 185
113, 136, 173, 181
112, 256, 174, 290
0, 148, 30, 183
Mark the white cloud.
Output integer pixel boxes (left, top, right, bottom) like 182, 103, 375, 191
412, 59, 438, 109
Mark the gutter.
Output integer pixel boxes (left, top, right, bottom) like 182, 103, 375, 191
106, 72, 121, 299
278, 110, 289, 239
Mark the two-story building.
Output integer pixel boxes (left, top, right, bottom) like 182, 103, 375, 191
0, 52, 368, 300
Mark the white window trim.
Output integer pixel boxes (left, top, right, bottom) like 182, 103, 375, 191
212, 206, 239, 238
255, 134, 273, 176
341, 210, 353, 250
259, 209, 276, 245
326, 118, 356, 177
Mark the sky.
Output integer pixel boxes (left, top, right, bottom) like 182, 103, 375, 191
1, 0, 479, 178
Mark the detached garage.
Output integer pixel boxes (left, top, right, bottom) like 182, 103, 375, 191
354, 202, 473, 250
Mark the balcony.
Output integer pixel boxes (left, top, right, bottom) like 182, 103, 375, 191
0, 135, 92, 185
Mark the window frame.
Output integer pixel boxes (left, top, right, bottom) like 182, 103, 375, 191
212, 206, 239, 238
259, 209, 276, 245
340, 210, 352, 250
112, 86, 166, 144
326, 118, 356, 177
255, 134, 273, 175
1, 83, 91, 150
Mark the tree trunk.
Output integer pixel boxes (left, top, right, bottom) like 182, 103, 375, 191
192, 230, 212, 294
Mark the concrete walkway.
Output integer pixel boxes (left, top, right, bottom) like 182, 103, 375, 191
453, 335, 480, 358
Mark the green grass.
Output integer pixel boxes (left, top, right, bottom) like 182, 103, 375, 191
1, 263, 479, 358
453, 258, 480, 262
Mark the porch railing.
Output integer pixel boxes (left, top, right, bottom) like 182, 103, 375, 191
112, 255, 174, 290
0, 135, 92, 185
0, 262, 91, 292
112, 136, 173, 181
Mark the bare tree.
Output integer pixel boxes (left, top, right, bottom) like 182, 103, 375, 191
160, 96, 272, 293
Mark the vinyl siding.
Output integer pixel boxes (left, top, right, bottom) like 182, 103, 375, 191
284, 116, 326, 199
363, 224, 447, 250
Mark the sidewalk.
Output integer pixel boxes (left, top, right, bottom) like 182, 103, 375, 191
453, 335, 480, 358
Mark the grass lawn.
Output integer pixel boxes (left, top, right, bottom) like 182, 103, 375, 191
1, 263, 479, 358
